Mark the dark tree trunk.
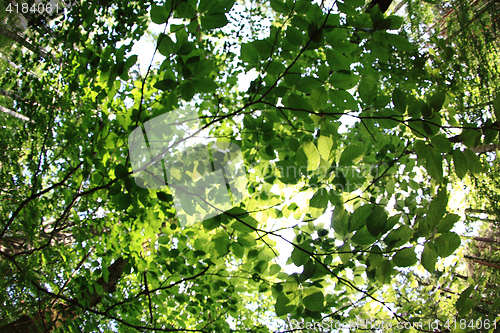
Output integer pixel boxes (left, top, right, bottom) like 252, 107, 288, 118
0, 257, 127, 333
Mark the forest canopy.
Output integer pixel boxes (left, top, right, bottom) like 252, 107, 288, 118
1, 0, 500, 332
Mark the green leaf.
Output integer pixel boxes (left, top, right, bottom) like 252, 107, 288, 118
386, 33, 413, 51
425, 146, 443, 182
366, 206, 387, 237
286, 26, 304, 46
494, 95, 500, 121
296, 77, 323, 94
275, 293, 294, 317
267, 60, 286, 75
317, 135, 336, 162
381, 214, 399, 235
124, 55, 138, 69
337, 2, 357, 16
269, 264, 281, 275
329, 71, 359, 90
464, 149, 483, 175
338, 243, 352, 265
309, 188, 329, 218
303, 290, 324, 312
384, 225, 413, 248
339, 143, 365, 166
201, 13, 229, 30
203, 215, 221, 230
378, 109, 402, 129
109, 183, 121, 196
326, 49, 351, 71
286, 93, 311, 113
181, 81, 195, 101
427, 187, 448, 228
392, 248, 417, 267
231, 242, 245, 258
240, 43, 260, 65
329, 89, 357, 110
176, 2, 196, 18
291, 247, 309, 266
270, 0, 290, 13
453, 149, 468, 179
157, 192, 172, 202
229, 209, 259, 233
375, 260, 393, 284
193, 78, 218, 93
387, 15, 403, 29
115, 164, 128, 178
309, 87, 328, 111
437, 214, 460, 233
177, 42, 195, 56
105, 132, 118, 149
154, 79, 178, 91
392, 88, 406, 114
413, 140, 427, 161
194, 59, 214, 77
118, 193, 132, 210
456, 285, 474, 315
207, 0, 235, 13
358, 76, 377, 105
421, 242, 438, 273
351, 226, 377, 245
158, 34, 174, 56
296, 142, 320, 172
459, 129, 481, 148
300, 260, 316, 282
429, 92, 445, 113
150, 3, 169, 24
349, 205, 373, 232
212, 231, 230, 257
431, 134, 452, 153
331, 205, 348, 237
237, 234, 256, 247
198, 0, 217, 12
435, 232, 461, 257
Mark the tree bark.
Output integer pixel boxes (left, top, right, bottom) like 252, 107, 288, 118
0, 231, 73, 256
465, 254, 500, 264
0, 23, 53, 61
0, 105, 35, 123
466, 208, 497, 216
469, 258, 500, 271
471, 143, 500, 154
0, 257, 127, 333
0, 52, 38, 76
392, 0, 406, 14
0, 225, 110, 256
0, 89, 24, 102
474, 236, 500, 244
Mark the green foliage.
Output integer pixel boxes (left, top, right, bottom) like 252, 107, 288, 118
0, 0, 498, 331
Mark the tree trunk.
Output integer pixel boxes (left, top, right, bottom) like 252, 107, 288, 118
465, 254, 500, 265
469, 258, 500, 271
474, 236, 500, 244
0, 89, 24, 102
0, 52, 38, 76
466, 208, 497, 216
0, 257, 127, 333
392, 0, 406, 14
0, 105, 34, 123
0, 225, 110, 256
0, 231, 73, 256
470, 143, 500, 154
0, 23, 53, 61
